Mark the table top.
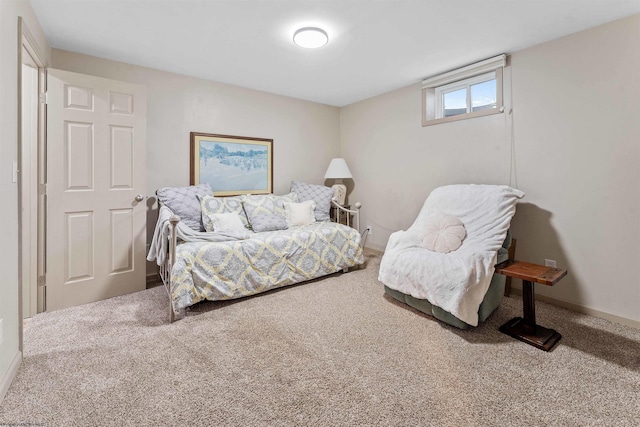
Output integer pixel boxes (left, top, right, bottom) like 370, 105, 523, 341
494, 260, 567, 286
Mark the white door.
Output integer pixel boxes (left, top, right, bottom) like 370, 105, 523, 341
46, 69, 147, 311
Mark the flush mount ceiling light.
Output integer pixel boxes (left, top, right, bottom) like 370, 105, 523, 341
293, 27, 328, 48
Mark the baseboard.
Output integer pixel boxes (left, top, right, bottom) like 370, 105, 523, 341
363, 246, 384, 256
0, 350, 22, 404
146, 272, 160, 285
509, 287, 640, 329
363, 243, 386, 254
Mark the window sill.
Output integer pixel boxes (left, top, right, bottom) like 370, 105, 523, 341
422, 107, 503, 127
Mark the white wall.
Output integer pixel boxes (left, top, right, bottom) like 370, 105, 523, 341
0, 0, 50, 401
340, 81, 510, 251
508, 15, 640, 323
341, 15, 640, 324
51, 49, 341, 275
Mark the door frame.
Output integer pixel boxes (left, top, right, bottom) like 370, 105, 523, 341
18, 18, 48, 350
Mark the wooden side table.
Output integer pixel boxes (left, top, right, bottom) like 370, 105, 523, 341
495, 260, 567, 351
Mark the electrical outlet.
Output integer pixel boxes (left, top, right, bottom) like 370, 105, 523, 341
544, 259, 557, 268
0, 319, 3, 346
366, 225, 372, 235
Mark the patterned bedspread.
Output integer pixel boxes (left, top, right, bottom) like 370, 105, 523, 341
170, 222, 364, 312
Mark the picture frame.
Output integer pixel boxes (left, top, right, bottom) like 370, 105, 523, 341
190, 132, 273, 196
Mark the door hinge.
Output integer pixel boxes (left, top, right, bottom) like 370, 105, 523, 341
38, 275, 46, 286
39, 92, 48, 104
39, 183, 46, 195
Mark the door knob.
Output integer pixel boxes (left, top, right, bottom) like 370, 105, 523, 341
135, 194, 145, 202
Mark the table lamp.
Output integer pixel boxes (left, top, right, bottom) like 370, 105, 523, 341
324, 158, 352, 205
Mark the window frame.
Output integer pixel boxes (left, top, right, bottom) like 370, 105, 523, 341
435, 71, 497, 119
422, 55, 505, 127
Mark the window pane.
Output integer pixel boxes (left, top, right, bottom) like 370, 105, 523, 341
470, 79, 496, 112
443, 88, 467, 117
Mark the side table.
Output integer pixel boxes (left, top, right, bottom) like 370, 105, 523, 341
495, 260, 567, 351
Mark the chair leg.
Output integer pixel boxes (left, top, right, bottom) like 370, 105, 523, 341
504, 238, 517, 297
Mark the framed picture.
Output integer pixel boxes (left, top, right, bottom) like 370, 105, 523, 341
190, 132, 273, 196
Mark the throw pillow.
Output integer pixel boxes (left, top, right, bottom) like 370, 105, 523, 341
243, 194, 277, 219
284, 200, 316, 227
199, 194, 248, 232
422, 215, 466, 254
271, 192, 298, 217
156, 183, 212, 231
290, 181, 334, 222
242, 195, 276, 231
250, 213, 288, 233
209, 213, 246, 233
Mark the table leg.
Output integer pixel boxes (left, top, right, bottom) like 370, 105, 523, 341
499, 280, 561, 351
522, 280, 536, 327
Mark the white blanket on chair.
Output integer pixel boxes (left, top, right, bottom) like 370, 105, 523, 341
378, 184, 524, 326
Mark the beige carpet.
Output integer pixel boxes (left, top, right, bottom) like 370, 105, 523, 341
1, 251, 639, 426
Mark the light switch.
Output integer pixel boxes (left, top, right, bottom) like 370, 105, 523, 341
12, 161, 18, 183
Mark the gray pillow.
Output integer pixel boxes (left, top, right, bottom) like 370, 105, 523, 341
156, 183, 212, 231
250, 213, 288, 233
242, 195, 277, 220
290, 181, 334, 222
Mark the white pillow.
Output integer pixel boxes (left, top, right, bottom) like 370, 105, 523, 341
422, 215, 466, 253
284, 200, 316, 227
209, 213, 246, 233
290, 181, 333, 222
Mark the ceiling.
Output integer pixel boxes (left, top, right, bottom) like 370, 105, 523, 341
31, 0, 640, 107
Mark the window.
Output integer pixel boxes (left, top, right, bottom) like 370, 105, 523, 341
437, 71, 497, 118
422, 55, 505, 126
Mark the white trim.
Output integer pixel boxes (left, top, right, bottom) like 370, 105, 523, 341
18, 18, 49, 357
0, 351, 22, 404
435, 71, 497, 119
422, 67, 504, 127
364, 242, 386, 254
422, 54, 506, 88
147, 272, 161, 285
19, 21, 47, 69
509, 287, 640, 330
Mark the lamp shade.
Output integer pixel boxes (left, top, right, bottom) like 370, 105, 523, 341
324, 158, 353, 179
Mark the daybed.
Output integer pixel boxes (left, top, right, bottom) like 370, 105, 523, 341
379, 184, 524, 329
147, 182, 364, 321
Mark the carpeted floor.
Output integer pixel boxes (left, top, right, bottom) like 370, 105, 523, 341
1, 251, 639, 426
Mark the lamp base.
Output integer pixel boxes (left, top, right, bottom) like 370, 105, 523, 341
331, 183, 347, 206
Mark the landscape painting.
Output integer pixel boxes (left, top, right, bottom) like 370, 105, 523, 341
190, 132, 273, 196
